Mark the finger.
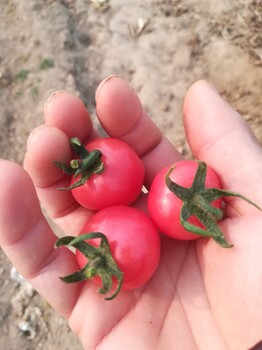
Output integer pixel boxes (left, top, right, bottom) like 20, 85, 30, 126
95, 76, 182, 187
44, 90, 94, 141
183, 80, 262, 207
23, 125, 93, 235
0, 160, 81, 318
24, 91, 97, 234
26, 90, 96, 187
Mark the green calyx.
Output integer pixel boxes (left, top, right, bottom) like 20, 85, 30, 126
165, 161, 261, 248
54, 137, 104, 190
55, 232, 123, 300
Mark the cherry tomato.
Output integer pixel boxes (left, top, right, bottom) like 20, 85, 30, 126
76, 206, 161, 290
148, 160, 222, 241
70, 138, 145, 210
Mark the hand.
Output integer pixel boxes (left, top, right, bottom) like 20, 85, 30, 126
0, 77, 261, 350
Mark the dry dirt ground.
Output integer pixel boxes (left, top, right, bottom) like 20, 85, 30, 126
0, 0, 261, 349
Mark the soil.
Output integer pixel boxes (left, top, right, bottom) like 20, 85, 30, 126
0, 0, 261, 349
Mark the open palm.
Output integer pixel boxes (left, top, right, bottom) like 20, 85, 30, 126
0, 77, 261, 350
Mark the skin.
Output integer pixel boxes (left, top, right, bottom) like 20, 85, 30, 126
0, 77, 261, 349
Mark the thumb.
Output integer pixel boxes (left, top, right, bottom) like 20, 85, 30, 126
183, 80, 262, 205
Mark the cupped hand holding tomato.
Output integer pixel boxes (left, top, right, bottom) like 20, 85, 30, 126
0, 78, 262, 349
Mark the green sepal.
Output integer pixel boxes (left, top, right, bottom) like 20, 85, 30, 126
53, 160, 76, 175
70, 137, 89, 158
54, 137, 104, 190
203, 188, 261, 210
180, 204, 232, 248
55, 232, 123, 300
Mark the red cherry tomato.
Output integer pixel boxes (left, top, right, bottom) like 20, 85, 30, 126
76, 206, 161, 290
70, 138, 145, 210
148, 160, 222, 241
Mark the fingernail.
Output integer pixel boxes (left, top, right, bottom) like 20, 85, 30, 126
44, 90, 67, 112
207, 81, 220, 95
95, 75, 120, 102
27, 125, 48, 148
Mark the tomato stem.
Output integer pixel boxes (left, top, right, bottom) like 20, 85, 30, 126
165, 161, 261, 248
55, 232, 123, 300
54, 137, 104, 190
